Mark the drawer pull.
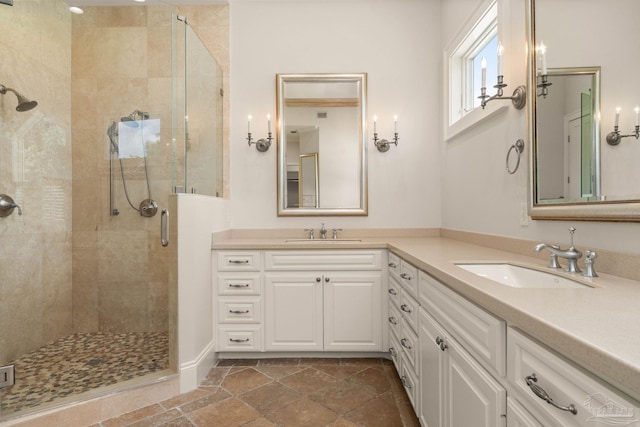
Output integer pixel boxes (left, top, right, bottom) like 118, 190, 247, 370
388, 288, 397, 295
400, 273, 412, 280
229, 283, 250, 288
400, 338, 412, 350
400, 304, 412, 313
229, 259, 250, 264
229, 338, 250, 343
389, 347, 397, 358
388, 262, 397, 268
525, 374, 577, 415
435, 336, 443, 345
229, 309, 250, 314
439, 342, 448, 351
401, 375, 412, 389
388, 316, 398, 325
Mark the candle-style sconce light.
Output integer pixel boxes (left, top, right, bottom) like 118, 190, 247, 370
478, 42, 526, 110
606, 107, 640, 146
247, 114, 273, 152
536, 41, 552, 98
373, 115, 399, 152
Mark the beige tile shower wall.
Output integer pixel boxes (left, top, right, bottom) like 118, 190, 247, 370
0, 0, 73, 364
176, 5, 230, 199
71, 6, 175, 334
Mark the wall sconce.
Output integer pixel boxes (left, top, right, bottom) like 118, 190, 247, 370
606, 107, 640, 146
247, 114, 272, 152
373, 115, 399, 152
536, 41, 552, 98
478, 43, 526, 110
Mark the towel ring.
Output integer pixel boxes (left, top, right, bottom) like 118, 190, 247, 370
506, 139, 525, 174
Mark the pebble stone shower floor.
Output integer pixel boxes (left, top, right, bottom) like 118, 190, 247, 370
0, 332, 170, 417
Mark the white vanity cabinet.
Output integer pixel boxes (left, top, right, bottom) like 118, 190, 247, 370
507, 327, 640, 427
264, 250, 384, 352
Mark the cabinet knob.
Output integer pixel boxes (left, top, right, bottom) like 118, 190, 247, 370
316, 277, 321, 282
325, 277, 330, 282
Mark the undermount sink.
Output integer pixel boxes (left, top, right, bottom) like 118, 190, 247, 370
284, 239, 362, 243
455, 263, 592, 289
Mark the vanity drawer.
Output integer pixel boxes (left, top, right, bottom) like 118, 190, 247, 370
507, 328, 639, 427
388, 252, 401, 279
400, 352, 419, 410
388, 276, 401, 306
398, 290, 419, 335
217, 326, 263, 351
216, 251, 261, 271
217, 273, 262, 295
265, 250, 383, 271
217, 297, 262, 324
419, 269, 506, 376
388, 302, 402, 337
399, 260, 418, 298
398, 321, 419, 374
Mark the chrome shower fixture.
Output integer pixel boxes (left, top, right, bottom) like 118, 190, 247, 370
121, 110, 150, 123
0, 84, 38, 112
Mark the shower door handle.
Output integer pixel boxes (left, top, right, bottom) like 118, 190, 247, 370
161, 208, 169, 247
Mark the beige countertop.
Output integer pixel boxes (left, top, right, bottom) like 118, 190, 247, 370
212, 235, 640, 402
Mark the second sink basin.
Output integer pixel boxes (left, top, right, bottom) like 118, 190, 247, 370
455, 263, 592, 289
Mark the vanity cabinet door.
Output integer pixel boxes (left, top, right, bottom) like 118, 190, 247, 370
418, 308, 446, 427
323, 273, 383, 351
264, 273, 324, 351
445, 335, 506, 427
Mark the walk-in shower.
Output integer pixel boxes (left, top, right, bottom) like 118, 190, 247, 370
0, 1, 224, 420
107, 110, 158, 217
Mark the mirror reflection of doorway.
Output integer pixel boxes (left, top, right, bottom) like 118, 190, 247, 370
299, 153, 319, 208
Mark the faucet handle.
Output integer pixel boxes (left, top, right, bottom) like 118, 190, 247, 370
568, 226, 577, 248
332, 228, 343, 240
304, 228, 315, 239
583, 250, 598, 277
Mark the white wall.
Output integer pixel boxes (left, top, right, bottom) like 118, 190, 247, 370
441, 0, 640, 255
229, 0, 442, 229
177, 194, 230, 391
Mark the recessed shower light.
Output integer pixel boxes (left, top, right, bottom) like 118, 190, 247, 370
69, 6, 83, 14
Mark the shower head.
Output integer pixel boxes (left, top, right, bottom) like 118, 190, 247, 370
0, 84, 38, 112
121, 110, 150, 125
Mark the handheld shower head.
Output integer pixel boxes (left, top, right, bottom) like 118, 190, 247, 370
0, 84, 38, 112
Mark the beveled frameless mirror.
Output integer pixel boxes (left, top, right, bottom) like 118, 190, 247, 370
527, 0, 640, 221
277, 73, 368, 216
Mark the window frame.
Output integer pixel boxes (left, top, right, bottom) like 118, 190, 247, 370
444, 0, 508, 141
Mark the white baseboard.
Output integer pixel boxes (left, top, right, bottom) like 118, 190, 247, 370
179, 340, 217, 393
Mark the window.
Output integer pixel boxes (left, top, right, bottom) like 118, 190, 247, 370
445, 0, 506, 139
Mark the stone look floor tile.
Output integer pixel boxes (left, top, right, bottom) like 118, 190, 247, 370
220, 368, 272, 394
188, 397, 260, 427
64, 358, 419, 427
309, 380, 376, 414
278, 367, 338, 394
263, 397, 339, 427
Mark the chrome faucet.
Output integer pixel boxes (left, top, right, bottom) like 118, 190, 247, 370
320, 223, 327, 239
333, 228, 343, 240
534, 227, 582, 273
304, 228, 315, 240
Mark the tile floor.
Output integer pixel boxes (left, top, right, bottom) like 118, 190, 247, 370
0, 332, 170, 417
93, 358, 420, 427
